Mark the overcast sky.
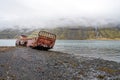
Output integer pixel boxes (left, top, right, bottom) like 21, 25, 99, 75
0, 0, 120, 28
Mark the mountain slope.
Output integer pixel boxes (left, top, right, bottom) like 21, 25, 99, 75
0, 27, 120, 40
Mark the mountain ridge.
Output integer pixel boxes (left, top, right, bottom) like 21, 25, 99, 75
0, 26, 120, 40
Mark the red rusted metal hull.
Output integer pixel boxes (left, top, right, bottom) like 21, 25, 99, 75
16, 31, 56, 50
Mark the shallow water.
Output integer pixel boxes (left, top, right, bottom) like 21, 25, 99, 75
53, 40, 120, 63
0, 39, 16, 46
0, 39, 120, 62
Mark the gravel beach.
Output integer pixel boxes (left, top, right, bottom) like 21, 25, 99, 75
0, 47, 120, 80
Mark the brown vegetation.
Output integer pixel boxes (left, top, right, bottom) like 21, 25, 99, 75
0, 47, 15, 52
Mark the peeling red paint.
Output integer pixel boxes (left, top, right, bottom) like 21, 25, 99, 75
16, 31, 56, 50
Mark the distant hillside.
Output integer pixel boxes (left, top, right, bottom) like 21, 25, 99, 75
0, 28, 32, 39
48, 27, 120, 40
0, 27, 120, 40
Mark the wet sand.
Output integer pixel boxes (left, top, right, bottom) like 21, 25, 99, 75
0, 47, 120, 80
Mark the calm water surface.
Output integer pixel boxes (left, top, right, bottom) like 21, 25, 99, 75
53, 40, 120, 63
0, 39, 120, 62
0, 39, 16, 46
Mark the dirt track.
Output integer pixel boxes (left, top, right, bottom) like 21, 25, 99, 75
0, 47, 120, 80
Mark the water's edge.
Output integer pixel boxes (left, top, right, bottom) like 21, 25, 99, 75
0, 39, 120, 62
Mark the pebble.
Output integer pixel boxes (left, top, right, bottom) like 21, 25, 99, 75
0, 47, 119, 80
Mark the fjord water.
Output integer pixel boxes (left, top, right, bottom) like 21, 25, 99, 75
0, 39, 16, 46
0, 39, 120, 62
53, 40, 120, 63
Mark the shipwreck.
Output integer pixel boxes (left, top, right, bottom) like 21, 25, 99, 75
16, 31, 56, 50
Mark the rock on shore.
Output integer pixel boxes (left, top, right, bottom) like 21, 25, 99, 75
0, 47, 120, 80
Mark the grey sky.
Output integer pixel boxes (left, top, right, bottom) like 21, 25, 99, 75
0, 0, 120, 28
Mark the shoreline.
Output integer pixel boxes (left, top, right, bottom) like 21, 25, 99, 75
0, 47, 15, 52
0, 47, 120, 79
